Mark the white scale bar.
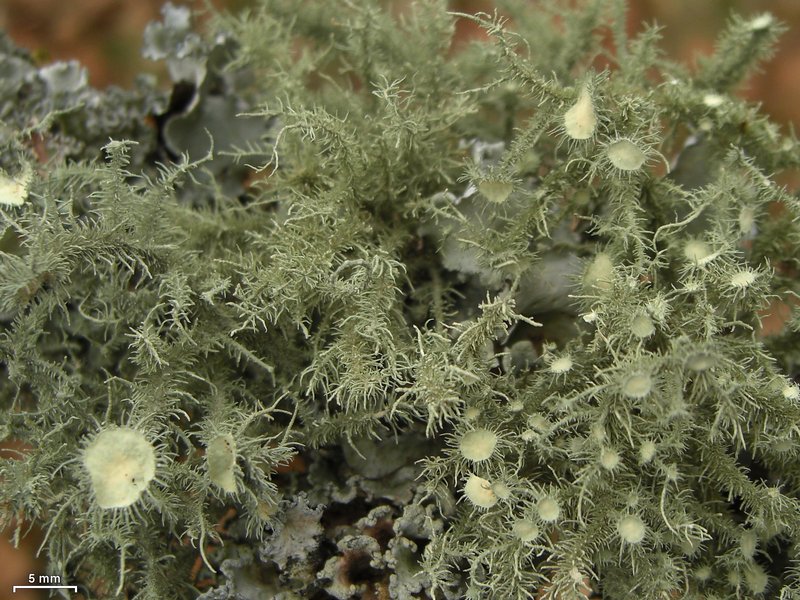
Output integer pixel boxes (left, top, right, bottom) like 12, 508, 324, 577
13, 585, 78, 591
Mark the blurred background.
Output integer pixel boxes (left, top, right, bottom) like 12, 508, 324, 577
1, 0, 798, 126
0, 0, 798, 598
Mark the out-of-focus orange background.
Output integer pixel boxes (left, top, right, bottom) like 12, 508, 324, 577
1, 0, 798, 128
0, 0, 798, 598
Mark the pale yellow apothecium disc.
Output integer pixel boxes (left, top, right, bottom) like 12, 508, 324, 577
207, 434, 238, 493
82, 427, 156, 509
0, 165, 32, 207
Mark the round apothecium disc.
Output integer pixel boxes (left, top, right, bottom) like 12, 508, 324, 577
464, 474, 498, 508
459, 429, 498, 461
82, 427, 156, 509
617, 514, 646, 544
606, 139, 646, 171
564, 85, 597, 140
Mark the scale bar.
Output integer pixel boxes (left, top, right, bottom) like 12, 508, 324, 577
13, 585, 78, 591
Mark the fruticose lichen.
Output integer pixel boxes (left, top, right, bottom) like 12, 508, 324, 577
2, 2, 800, 599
